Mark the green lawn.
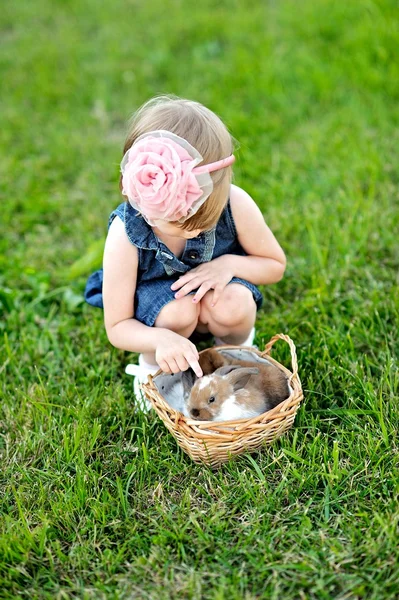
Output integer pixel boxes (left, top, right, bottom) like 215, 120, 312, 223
1, 0, 398, 598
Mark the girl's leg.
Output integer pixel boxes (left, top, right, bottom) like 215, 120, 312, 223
198, 283, 257, 345
142, 295, 200, 365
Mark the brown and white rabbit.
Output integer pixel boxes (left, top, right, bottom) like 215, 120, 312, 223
185, 355, 291, 421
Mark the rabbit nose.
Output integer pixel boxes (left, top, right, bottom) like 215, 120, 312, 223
191, 408, 200, 417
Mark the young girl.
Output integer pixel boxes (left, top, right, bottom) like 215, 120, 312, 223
85, 95, 286, 408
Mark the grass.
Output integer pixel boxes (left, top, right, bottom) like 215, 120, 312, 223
1, 0, 398, 597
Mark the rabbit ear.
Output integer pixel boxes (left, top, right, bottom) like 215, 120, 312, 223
213, 365, 241, 377
182, 368, 197, 396
224, 367, 260, 391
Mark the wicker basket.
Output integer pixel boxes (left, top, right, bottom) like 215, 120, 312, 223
142, 334, 303, 467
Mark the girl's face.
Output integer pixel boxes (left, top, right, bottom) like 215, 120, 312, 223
152, 219, 203, 239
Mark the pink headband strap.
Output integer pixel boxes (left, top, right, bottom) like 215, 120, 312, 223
193, 154, 235, 174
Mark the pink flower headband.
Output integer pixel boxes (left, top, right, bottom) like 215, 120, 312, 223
120, 130, 235, 224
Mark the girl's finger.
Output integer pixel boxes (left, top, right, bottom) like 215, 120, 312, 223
167, 358, 181, 374
192, 281, 214, 303
191, 345, 200, 360
170, 271, 199, 291
170, 279, 186, 291
185, 344, 200, 361
187, 357, 203, 378
175, 355, 189, 372
174, 278, 202, 299
211, 284, 225, 307
158, 359, 171, 374
184, 345, 201, 365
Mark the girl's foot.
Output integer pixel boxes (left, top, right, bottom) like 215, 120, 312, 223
125, 355, 160, 412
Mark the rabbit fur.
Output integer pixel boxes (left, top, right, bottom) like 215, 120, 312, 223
183, 348, 291, 422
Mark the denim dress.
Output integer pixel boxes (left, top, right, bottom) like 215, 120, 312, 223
84, 199, 263, 326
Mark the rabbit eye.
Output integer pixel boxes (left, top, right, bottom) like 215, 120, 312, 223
208, 396, 215, 404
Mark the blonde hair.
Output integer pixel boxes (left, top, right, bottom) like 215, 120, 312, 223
121, 95, 236, 231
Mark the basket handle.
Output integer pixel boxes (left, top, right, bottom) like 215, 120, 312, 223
262, 333, 298, 379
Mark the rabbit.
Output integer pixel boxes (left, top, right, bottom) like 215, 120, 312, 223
185, 359, 291, 422
198, 347, 228, 375
198, 347, 291, 399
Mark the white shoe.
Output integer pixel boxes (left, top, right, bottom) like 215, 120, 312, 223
214, 327, 256, 347
125, 355, 159, 413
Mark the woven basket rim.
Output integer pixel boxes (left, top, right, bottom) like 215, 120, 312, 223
143, 334, 302, 432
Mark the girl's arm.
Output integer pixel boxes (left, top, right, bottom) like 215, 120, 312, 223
224, 184, 286, 284
103, 216, 202, 375
171, 185, 286, 304
103, 215, 154, 352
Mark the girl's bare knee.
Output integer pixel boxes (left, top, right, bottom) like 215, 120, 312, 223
155, 296, 199, 331
201, 284, 256, 327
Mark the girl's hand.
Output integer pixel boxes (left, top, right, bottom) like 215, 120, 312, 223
170, 255, 235, 306
155, 330, 203, 377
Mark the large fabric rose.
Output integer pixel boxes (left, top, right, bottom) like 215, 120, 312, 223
121, 134, 204, 222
